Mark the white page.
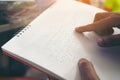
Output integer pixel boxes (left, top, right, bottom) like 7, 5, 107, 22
2, 0, 120, 80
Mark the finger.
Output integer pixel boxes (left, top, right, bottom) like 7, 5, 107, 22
75, 16, 118, 36
75, 12, 113, 33
97, 34, 120, 47
75, 17, 111, 33
94, 12, 113, 22
78, 58, 100, 80
75, 24, 94, 33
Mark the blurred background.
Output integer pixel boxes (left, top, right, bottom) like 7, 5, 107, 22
77, 0, 120, 12
0, 0, 50, 80
0, 0, 120, 80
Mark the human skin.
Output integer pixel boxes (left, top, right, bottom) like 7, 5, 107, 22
78, 58, 100, 80
76, 12, 120, 80
75, 12, 120, 47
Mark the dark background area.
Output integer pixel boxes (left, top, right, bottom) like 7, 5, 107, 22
0, 27, 29, 77
0, 1, 40, 77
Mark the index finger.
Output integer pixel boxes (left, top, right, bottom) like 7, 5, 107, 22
75, 24, 95, 33
75, 12, 113, 33
75, 13, 120, 34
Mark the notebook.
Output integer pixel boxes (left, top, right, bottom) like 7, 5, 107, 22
2, 0, 120, 80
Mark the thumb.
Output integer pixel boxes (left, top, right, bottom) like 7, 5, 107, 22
78, 58, 100, 80
97, 34, 120, 47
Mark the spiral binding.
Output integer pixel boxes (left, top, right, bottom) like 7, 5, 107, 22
16, 25, 31, 37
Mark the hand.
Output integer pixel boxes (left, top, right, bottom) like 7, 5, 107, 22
75, 12, 120, 47
78, 58, 100, 80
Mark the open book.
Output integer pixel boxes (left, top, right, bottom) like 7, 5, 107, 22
2, 0, 120, 80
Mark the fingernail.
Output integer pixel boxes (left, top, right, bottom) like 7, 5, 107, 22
75, 27, 79, 32
78, 58, 90, 68
97, 38, 105, 47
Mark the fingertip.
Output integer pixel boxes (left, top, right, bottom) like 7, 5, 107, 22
97, 38, 105, 47
78, 58, 89, 64
75, 26, 87, 33
78, 58, 90, 68
75, 27, 81, 32
97, 34, 120, 47
78, 58, 100, 80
